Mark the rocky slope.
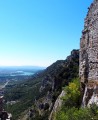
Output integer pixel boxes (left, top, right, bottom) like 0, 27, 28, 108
5, 49, 79, 120
49, 90, 65, 120
26, 49, 79, 120
24, 0, 98, 119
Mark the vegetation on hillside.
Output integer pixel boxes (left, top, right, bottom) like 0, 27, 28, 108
55, 78, 98, 120
4, 77, 45, 120
4, 50, 79, 120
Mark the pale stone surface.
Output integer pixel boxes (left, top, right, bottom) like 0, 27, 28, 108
49, 90, 65, 120
80, 0, 98, 106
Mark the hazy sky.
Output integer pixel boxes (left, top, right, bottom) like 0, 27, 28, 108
0, 0, 93, 67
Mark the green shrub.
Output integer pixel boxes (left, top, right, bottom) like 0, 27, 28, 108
55, 78, 98, 120
56, 107, 92, 120
62, 78, 80, 107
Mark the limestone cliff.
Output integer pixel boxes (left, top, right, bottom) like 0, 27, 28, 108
80, 0, 98, 107
25, 50, 79, 120
49, 90, 65, 120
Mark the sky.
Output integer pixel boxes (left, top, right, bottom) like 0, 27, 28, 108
0, 0, 93, 67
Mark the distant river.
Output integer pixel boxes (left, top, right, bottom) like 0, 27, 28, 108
20, 71, 34, 76
10, 71, 34, 76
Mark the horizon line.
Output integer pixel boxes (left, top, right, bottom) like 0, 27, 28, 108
0, 65, 47, 68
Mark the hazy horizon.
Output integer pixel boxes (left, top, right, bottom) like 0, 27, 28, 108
0, 65, 46, 68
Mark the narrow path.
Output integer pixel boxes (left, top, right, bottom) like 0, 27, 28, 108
0, 81, 9, 90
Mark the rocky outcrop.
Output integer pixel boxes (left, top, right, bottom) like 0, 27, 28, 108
39, 49, 79, 106
80, 0, 98, 106
41, 49, 79, 92
0, 96, 12, 120
31, 49, 79, 119
49, 90, 65, 120
19, 49, 79, 120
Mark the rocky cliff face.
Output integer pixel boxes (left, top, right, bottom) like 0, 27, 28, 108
40, 49, 79, 92
80, 0, 98, 107
49, 90, 65, 120
29, 49, 79, 119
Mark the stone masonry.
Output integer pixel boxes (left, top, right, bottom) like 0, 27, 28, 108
80, 0, 98, 106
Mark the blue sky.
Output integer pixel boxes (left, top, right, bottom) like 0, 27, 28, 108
0, 0, 93, 67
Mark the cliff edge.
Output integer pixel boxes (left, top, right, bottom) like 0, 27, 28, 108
80, 0, 98, 107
